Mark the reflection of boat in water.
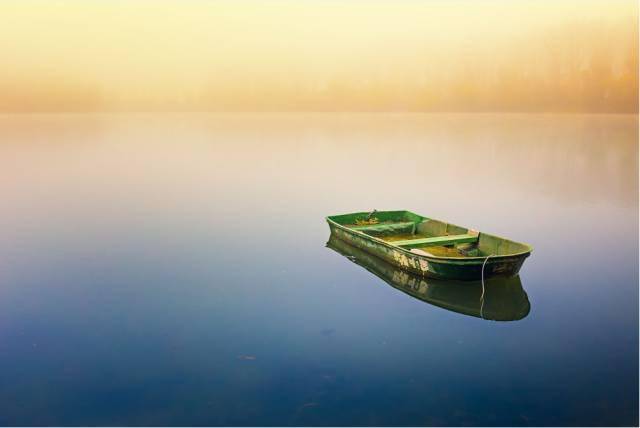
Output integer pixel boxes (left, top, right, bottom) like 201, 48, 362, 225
327, 234, 530, 321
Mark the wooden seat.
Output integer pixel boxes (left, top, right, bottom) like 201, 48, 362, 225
392, 233, 478, 249
350, 221, 415, 233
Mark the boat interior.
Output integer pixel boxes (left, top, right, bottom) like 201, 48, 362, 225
328, 210, 531, 258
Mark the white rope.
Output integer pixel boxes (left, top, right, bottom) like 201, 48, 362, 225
479, 254, 494, 319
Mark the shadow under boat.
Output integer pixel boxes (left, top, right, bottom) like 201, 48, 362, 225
327, 233, 531, 321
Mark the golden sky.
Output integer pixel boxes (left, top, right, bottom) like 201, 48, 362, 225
0, 0, 637, 112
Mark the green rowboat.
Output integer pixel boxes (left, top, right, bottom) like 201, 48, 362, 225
326, 210, 532, 281
327, 235, 530, 321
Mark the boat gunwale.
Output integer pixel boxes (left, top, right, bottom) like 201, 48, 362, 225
326, 210, 533, 264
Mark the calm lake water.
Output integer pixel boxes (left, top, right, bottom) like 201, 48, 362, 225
0, 113, 637, 426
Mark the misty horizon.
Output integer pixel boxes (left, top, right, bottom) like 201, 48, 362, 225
1, 0, 637, 113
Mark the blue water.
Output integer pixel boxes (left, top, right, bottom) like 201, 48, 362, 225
0, 113, 637, 426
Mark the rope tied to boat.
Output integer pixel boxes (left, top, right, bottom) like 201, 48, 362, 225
479, 253, 495, 319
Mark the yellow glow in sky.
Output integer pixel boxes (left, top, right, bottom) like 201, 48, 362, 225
0, 0, 637, 112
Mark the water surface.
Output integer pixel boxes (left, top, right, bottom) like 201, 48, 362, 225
0, 113, 637, 426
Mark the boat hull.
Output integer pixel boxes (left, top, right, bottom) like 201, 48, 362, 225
327, 234, 530, 321
327, 216, 530, 281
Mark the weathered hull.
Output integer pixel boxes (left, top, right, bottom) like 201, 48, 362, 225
327, 235, 530, 321
326, 212, 531, 281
